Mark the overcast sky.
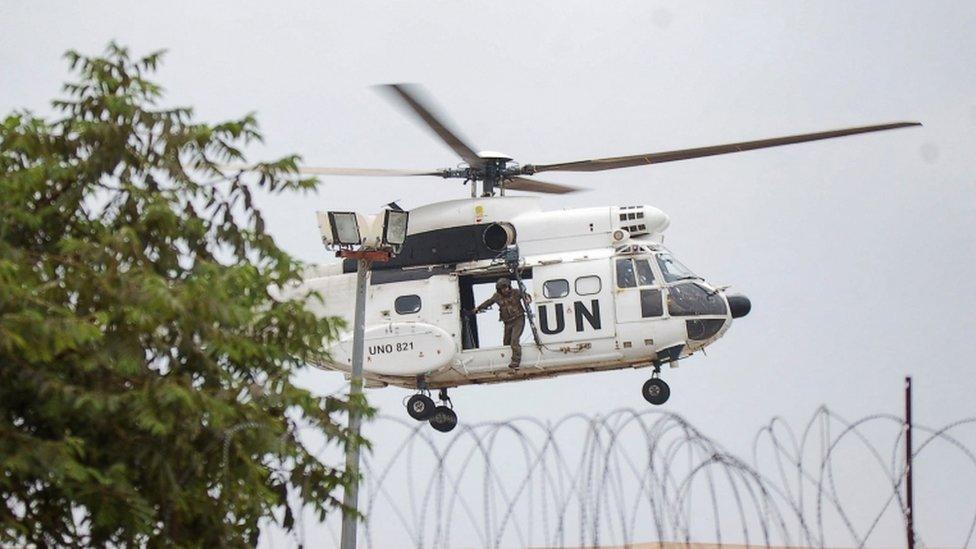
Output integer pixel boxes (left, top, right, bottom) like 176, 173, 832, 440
3, 1, 975, 546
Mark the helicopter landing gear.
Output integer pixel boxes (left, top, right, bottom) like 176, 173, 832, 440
429, 388, 458, 433
406, 393, 436, 421
642, 363, 671, 405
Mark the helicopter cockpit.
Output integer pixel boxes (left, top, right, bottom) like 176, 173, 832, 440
613, 245, 730, 336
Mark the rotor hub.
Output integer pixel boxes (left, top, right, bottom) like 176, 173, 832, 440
476, 151, 513, 163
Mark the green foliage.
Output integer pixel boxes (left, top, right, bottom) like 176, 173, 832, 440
0, 43, 360, 546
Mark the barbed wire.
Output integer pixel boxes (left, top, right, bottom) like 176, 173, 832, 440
264, 407, 976, 549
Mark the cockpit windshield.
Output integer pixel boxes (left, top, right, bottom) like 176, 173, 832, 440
656, 252, 698, 283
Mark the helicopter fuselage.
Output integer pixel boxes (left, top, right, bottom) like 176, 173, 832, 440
274, 83, 912, 429
295, 196, 750, 390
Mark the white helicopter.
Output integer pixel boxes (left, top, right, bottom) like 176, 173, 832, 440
284, 85, 919, 432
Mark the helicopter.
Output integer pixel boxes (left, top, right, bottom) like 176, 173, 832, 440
279, 84, 920, 433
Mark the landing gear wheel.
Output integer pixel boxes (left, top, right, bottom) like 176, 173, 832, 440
642, 378, 671, 405
429, 405, 458, 433
406, 394, 436, 421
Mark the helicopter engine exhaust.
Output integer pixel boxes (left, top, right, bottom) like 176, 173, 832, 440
483, 222, 516, 252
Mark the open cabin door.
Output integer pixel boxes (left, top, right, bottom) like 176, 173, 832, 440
458, 275, 479, 349
532, 259, 616, 345
457, 273, 535, 350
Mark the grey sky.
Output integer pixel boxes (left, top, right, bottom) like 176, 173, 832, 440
3, 1, 975, 546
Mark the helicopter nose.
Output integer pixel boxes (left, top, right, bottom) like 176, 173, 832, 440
727, 294, 751, 318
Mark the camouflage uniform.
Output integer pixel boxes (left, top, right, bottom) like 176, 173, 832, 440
476, 285, 528, 368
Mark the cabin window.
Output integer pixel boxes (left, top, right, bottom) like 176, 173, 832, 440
635, 259, 655, 286
615, 258, 636, 288
575, 275, 601, 296
394, 294, 422, 314
543, 279, 569, 299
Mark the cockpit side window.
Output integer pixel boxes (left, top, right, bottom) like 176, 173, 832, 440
640, 289, 663, 317
615, 258, 636, 288
635, 259, 655, 286
656, 253, 696, 283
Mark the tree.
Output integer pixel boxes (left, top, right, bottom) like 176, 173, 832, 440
0, 43, 361, 546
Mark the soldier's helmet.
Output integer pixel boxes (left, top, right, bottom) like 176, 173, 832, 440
495, 278, 511, 290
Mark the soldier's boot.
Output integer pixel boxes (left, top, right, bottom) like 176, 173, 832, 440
508, 343, 522, 369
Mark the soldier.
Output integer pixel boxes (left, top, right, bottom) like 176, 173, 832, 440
470, 278, 531, 369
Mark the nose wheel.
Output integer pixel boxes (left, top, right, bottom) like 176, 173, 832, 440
641, 363, 671, 405
642, 378, 670, 405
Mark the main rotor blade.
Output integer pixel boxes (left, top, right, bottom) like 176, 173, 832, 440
523, 121, 922, 174
505, 176, 581, 194
298, 166, 446, 177
220, 163, 447, 177
379, 83, 484, 167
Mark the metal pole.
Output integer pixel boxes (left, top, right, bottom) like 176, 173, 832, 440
340, 258, 370, 549
905, 376, 915, 549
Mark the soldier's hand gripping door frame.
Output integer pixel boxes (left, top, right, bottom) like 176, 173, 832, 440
470, 278, 532, 369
